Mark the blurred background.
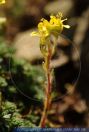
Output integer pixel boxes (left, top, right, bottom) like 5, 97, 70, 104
0, 0, 89, 131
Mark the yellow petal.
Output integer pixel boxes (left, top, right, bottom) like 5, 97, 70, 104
63, 25, 70, 29
30, 31, 39, 36
61, 18, 67, 22
38, 22, 44, 30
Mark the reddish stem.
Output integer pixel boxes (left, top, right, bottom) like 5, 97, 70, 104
40, 44, 52, 127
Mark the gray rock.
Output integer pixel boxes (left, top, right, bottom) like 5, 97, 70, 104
13, 29, 42, 61
44, 0, 73, 17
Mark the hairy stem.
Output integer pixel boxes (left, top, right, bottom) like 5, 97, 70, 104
40, 43, 52, 127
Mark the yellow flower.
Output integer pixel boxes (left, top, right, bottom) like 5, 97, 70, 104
31, 13, 70, 58
0, 0, 5, 4
31, 12, 70, 57
31, 12, 70, 38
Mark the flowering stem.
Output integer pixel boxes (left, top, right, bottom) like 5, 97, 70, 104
31, 12, 70, 128
40, 43, 52, 127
